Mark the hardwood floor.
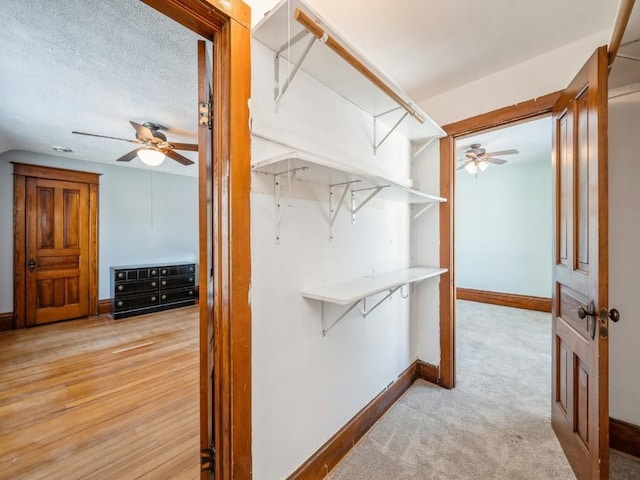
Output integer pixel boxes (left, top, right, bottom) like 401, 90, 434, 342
0, 306, 200, 480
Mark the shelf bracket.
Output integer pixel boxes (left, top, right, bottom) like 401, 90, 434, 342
351, 186, 388, 223
373, 107, 409, 155
322, 300, 360, 336
274, 30, 316, 109
360, 285, 403, 317
412, 136, 439, 159
329, 180, 359, 241
274, 166, 307, 244
412, 202, 436, 220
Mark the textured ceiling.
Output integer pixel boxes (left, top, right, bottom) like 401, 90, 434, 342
0, 0, 199, 176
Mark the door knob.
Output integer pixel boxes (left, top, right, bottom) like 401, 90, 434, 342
28, 258, 36, 272
577, 301, 596, 319
608, 308, 620, 323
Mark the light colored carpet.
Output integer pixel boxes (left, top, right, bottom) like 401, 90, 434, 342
328, 300, 640, 479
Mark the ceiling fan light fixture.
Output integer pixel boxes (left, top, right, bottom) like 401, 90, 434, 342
464, 161, 489, 175
137, 147, 165, 166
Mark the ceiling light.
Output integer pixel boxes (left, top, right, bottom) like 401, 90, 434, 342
52, 146, 73, 153
137, 147, 165, 166
464, 161, 489, 175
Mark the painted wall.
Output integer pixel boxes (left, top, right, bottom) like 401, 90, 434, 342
250, 38, 427, 479
608, 94, 640, 426
455, 161, 552, 297
0, 150, 198, 312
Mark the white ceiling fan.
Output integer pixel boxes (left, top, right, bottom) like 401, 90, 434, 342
457, 143, 519, 176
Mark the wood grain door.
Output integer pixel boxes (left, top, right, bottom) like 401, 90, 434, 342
551, 46, 609, 479
25, 177, 90, 326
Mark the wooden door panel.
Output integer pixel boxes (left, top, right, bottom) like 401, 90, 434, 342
26, 178, 90, 325
551, 46, 608, 480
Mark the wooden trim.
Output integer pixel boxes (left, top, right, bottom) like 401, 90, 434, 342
293, 8, 425, 124
11, 162, 100, 184
287, 360, 439, 479
415, 359, 440, 384
0, 312, 13, 331
442, 91, 561, 137
608, 0, 636, 66
610, 417, 640, 458
98, 299, 112, 315
456, 288, 552, 313
439, 135, 455, 390
439, 94, 560, 391
13, 174, 26, 329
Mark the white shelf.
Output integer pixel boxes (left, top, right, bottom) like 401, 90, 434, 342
303, 266, 447, 335
303, 267, 447, 305
252, 0, 445, 144
252, 150, 446, 204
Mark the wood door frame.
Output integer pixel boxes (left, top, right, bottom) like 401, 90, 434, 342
12, 162, 100, 329
438, 91, 561, 388
140, 2, 252, 479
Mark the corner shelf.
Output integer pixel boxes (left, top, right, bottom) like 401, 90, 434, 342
252, 150, 446, 242
302, 266, 447, 335
252, 0, 445, 152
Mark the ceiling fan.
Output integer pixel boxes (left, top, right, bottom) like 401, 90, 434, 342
72, 121, 197, 166
457, 143, 519, 175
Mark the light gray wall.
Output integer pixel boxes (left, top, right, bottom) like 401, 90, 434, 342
455, 160, 552, 297
0, 150, 198, 312
609, 95, 640, 426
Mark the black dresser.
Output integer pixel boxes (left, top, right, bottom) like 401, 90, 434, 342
111, 263, 197, 319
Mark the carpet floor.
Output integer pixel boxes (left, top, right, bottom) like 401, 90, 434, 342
327, 300, 640, 479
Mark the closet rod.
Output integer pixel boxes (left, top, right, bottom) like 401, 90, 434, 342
293, 7, 426, 124
608, 0, 636, 66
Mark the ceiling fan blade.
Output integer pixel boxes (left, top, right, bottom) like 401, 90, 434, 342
130, 121, 155, 141
72, 131, 139, 143
457, 160, 472, 171
170, 142, 198, 151
165, 149, 195, 165
116, 148, 140, 162
466, 152, 478, 159
483, 149, 519, 157
485, 158, 507, 165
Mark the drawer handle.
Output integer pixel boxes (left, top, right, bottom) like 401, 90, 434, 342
162, 280, 167, 286
162, 295, 167, 300
189, 290, 193, 295
151, 281, 157, 287
117, 285, 124, 291
117, 301, 123, 307
151, 270, 157, 275
151, 296, 156, 301
189, 277, 193, 282
162, 269, 167, 275
189, 267, 194, 272
117, 272, 124, 279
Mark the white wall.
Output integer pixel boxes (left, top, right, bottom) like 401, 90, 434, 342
0, 150, 198, 311
608, 93, 640, 426
250, 39, 424, 479
455, 161, 552, 297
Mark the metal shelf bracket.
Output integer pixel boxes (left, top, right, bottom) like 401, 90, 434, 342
274, 30, 316, 109
329, 180, 359, 241
351, 186, 388, 223
373, 107, 409, 154
321, 283, 409, 336
274, 166, 307, 244
412, 202, 436, 221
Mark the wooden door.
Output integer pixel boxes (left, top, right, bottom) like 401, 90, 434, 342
198, 39, 216, 478
13, 163, 99, 329
551, 46, 609, 479
26, 178, 90, 325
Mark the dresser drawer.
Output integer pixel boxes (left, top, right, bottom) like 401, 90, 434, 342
113, 292, 160, 311
114, 279, 159, 296
159, 274, 195, 290
160, 287, 196, 304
